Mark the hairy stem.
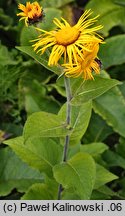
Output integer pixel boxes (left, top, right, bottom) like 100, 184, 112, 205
57, 76, 72, 200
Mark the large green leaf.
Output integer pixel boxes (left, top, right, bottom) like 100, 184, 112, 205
21, 180, 58, 200
16, 46, 62, 75
53, 152, 96, 199
94, 164, 118, 189
80, 142, 108, 156
0, 147, 43, 196
62, 191, 80, 200
23, 111, 69, 142
71, 76, 120, 105
85, 0, 125, 36
93, 86, 125, 137
21, 183, 53, 200
99, 35, 125, 69
4, 136, 62, 177
58, 100, 92, 141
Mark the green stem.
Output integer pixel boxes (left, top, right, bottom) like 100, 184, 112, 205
57, 76, 72, 200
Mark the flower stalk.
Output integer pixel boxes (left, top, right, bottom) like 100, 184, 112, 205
57, 76, 72, 200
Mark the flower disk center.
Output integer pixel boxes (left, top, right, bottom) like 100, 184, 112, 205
55, 27, 80, 46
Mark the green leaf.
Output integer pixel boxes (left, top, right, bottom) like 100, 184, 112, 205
0, 8, 13, 26
21, 180, 58, 200
80, 142, 108, 156
4, 136, 62, 177
118, 177, 125, 198
70, 101, 92, 141
93, 86, 125, 137
0, 147, 43, 196
62, 193, 80, 200
0, 45, 18, 66
116, 137, 125, 159
20, 26, 38, 46
71, 76, 120, 105
82, 112, 113, 143
103, 150, 125, 169
94, 164, 118, 189
0, 65, 21, 102
91, 185, 118, 200
42, 0, 74, 8
23, 111, 69, 142
25, 94, 60, 115
20, 79, 60, 115
22, 184, 52, 200
53, 152, 96, 199
39, 8, 62, 31
115, 0, 125, 6
119, 81, 125, 98
99, 35, 125, 69
85, 0, 125, 36
49, 83, 66, 97
91, 185, 120, 199
58, 101, 92, 141
68, 143, 80, 159
62, 189, 80, 200
16, 46, 62, 75
91, 190, 111, 200
18, 68, 59, 114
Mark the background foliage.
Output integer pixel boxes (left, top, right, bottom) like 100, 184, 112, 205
1, 0, 125, 200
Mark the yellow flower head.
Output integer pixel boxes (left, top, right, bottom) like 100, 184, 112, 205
64, 43, 101, 80
32, 10, 103, 66
17, 1, 44, 26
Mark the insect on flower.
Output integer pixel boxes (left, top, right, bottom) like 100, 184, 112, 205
17, 1, 44, 26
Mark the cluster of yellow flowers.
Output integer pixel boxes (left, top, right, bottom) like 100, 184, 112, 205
17, 1, 104, 80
